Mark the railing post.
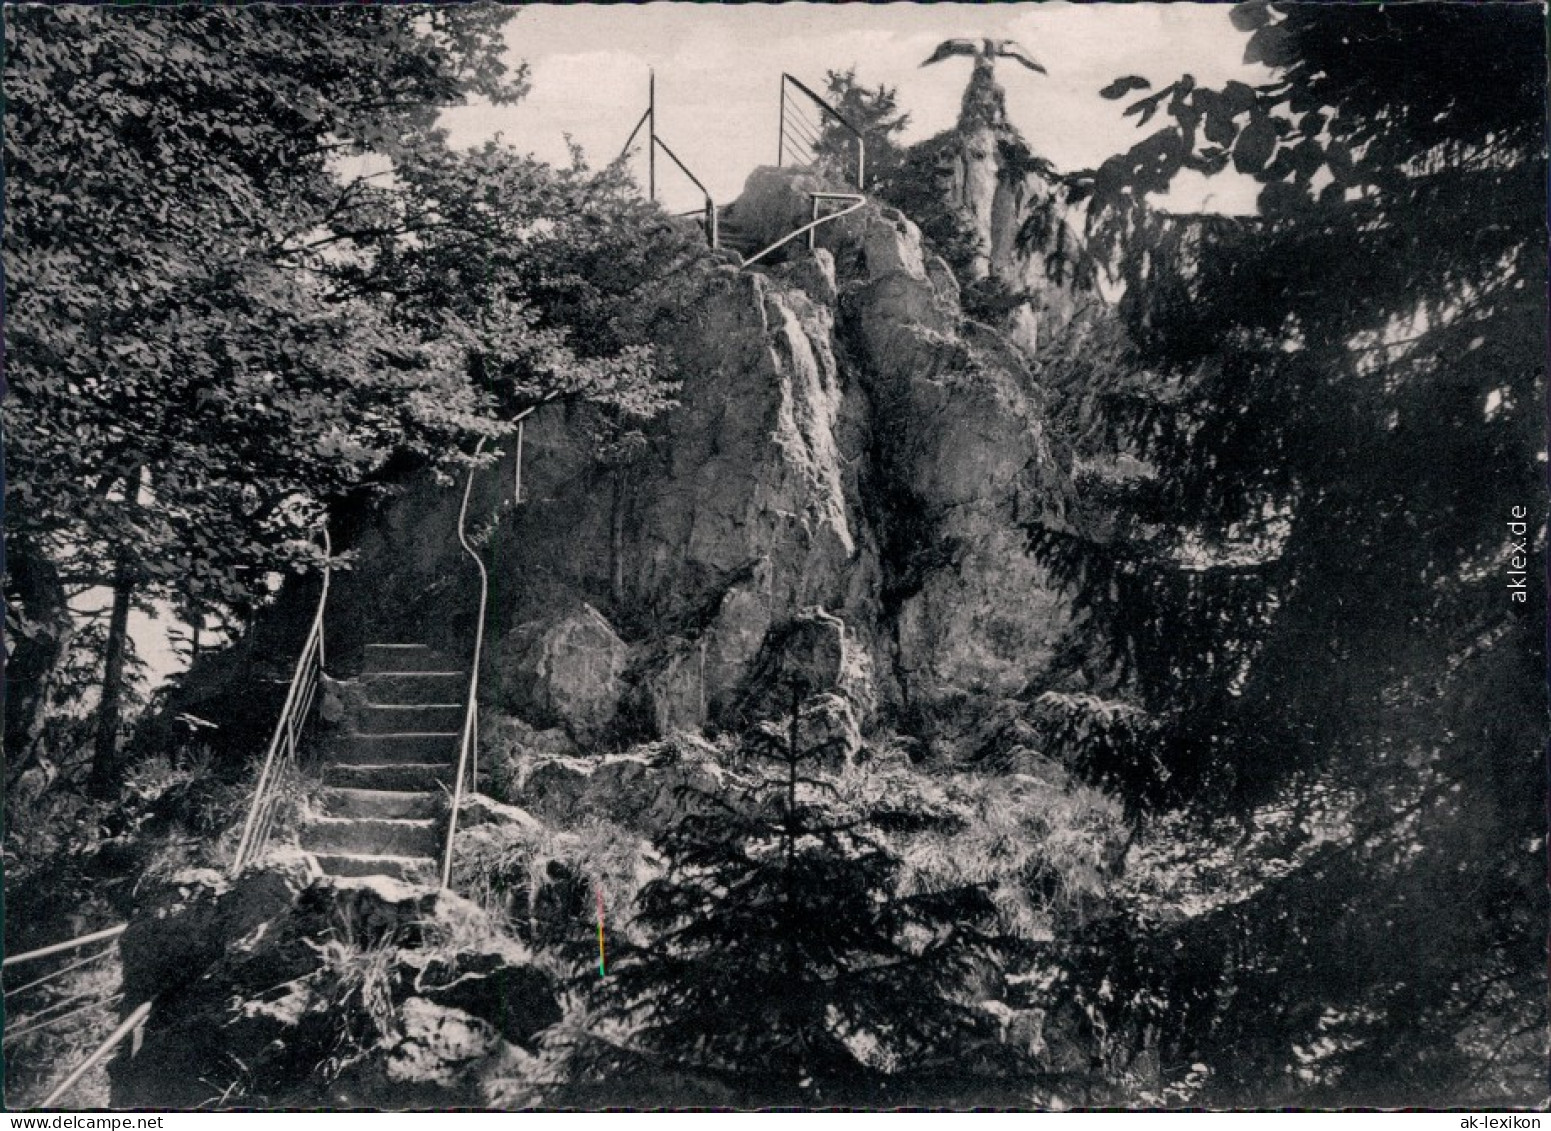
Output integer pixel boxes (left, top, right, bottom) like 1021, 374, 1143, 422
648, 70, 656, 202
316, 527, 330, 670
808, 196, 818, 251
777, 75, 786, 167
709, 200, 719, 249
857, 138, 866, 192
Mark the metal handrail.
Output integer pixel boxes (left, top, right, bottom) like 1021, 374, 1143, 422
4, 924, 126, 969
439, 403, 546, 890
5, 989, 122, 1044
229, 525, 332, 876
618, 71, 718, 249
4, 945, 115, 1000
741, 192, 866, 269
1, 924, 140, 1107
40, 999, 153, 1108
780, 73, 866, 190
440, 434, 491, 891
652, 134, 718, 249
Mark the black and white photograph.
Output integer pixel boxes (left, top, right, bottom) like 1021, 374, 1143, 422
2, 0, 1547, 1112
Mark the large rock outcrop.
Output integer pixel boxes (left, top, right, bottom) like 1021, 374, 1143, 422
317, 140, 1090, 764
498, 603, 629, 744
928, 62, 1099, 353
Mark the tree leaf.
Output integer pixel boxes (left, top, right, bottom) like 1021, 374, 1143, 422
1101, 76, 1152, 100
1233, 114, 1278, 173
1229, 1, 1271, 33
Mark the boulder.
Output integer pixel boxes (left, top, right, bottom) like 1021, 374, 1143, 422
456, 793, 544, 836
511, 758, 592, 826
735, 607, 875, 725
498, 603, 627, 745
407, 942, 561, 1046
728, 164, 833, 249
512, 750, 729, 839
625, 635, 708, 738
387, 999, 501, 1089
119, 851, 318, 1004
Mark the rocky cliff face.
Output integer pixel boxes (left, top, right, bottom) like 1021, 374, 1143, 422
911, 63, 1099, 355
111, 132, 1117, 1108
327, 162, 1086, 764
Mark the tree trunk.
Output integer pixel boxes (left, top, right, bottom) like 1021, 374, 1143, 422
609, 468, 625, 608
3, 537, 73, 788
87, 562, 134, 799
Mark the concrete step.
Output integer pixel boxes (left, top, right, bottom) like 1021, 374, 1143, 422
337, 732, 460, 765
357, 703, 464, 735
718, 229, 762, 256
363, 643, 460, 674
361, 671, 466, 705
301, 815, 440, 858
311, 852, 437, 886
324, 761, 454, 792
322, 787, 441, 820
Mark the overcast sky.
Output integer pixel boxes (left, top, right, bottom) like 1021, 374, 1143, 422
438, 2, 1272, 214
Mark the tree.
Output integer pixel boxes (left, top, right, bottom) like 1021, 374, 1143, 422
816, 68, 912, 193
556, 684, 1007, 1105
1031, 2, 1545, 1104
3, 6, 508, 791
3, 8, 687, 794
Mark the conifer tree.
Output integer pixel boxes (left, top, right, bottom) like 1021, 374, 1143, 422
563, 680, 1008, 1105
1032, 2, 1545, 1104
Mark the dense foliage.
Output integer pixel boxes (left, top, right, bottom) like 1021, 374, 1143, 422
1032, 1, 1546, 1104
3, 7, 690, 796
816, 68, 912, 194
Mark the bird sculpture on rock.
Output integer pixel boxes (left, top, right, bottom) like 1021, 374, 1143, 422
921, 38, 1048, 75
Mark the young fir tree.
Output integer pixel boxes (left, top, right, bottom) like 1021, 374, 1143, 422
562, 681, 1009, 1106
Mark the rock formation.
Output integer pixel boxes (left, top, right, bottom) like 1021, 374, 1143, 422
109, 80, 1122, 1107
113, 851, 560, 1108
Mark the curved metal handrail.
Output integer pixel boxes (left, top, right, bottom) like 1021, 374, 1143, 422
741, 191, 865, 269
440, 434, 492, 890
230, 524, 332, 876
440, 402, 548, 890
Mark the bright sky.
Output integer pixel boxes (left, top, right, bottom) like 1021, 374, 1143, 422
439, 2, 1272, 215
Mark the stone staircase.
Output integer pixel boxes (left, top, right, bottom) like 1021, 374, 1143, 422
716, 211, 763, 261
300, 643, 465, 885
